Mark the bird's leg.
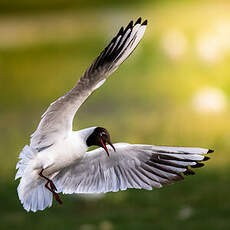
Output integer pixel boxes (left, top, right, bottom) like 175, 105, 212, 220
39, 169, 63, 204
39, 169, 57, 190
45, 181, 63, 204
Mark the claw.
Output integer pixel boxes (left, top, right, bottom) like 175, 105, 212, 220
54, 193, 63, 204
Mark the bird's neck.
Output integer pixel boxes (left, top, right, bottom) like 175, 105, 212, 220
68, 128, 95, 155
74, 127, 96, 144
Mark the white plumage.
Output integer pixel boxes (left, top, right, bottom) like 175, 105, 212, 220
53, 144, 211, 194
15, 18, 212, 212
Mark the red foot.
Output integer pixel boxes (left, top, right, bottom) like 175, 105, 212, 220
49, 181, 57, 191
39, 169, 63, 205
54, 193, 63, 204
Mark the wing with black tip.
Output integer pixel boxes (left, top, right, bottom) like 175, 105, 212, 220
52, 143, 212, 194
30, 18, 147, 150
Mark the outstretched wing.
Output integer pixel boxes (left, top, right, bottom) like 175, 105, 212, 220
30, 18, 147, 150
52, 143, 212, 194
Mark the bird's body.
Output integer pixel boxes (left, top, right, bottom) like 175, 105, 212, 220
17, 128, 94, 185
15, 18, 213, 212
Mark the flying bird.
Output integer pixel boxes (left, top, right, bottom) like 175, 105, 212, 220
15, 17, 213, 212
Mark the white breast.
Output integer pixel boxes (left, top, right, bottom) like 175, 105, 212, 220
34, 131, 89, 176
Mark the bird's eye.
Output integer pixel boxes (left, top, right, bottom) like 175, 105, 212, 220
101, 132, 106, 137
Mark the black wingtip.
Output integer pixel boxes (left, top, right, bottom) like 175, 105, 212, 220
208, 149, 214, 153
142, 19, 148, 26
125, 20, 133, 30
129, 21, 134, 28
118, 26, 124, 36
110, 37, 117, 44
203, 156, 210, 161
191, 163, 205, 168
184, 169, 195, 176
135, 17, 142, 25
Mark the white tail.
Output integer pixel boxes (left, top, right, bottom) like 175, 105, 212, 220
17, 179, 53, 212
15, 145, 36, 180
15, 145, 53, 212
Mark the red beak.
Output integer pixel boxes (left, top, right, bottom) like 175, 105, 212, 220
100, 139, 116, 157
100, 138, 110, 157
108, 141, 116, 152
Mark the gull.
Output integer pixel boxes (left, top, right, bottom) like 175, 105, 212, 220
15, 17, 213, 212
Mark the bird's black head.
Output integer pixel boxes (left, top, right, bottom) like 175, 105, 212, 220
86, 127, 116, 157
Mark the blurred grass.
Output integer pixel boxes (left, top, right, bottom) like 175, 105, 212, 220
1, 169, 230, 230
1, 0, 230, 229
0, 0, 202, 14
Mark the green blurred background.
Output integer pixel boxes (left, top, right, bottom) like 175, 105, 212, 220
1, 0, 230, 229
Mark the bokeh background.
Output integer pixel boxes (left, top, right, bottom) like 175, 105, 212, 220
1, 0, 230, 229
